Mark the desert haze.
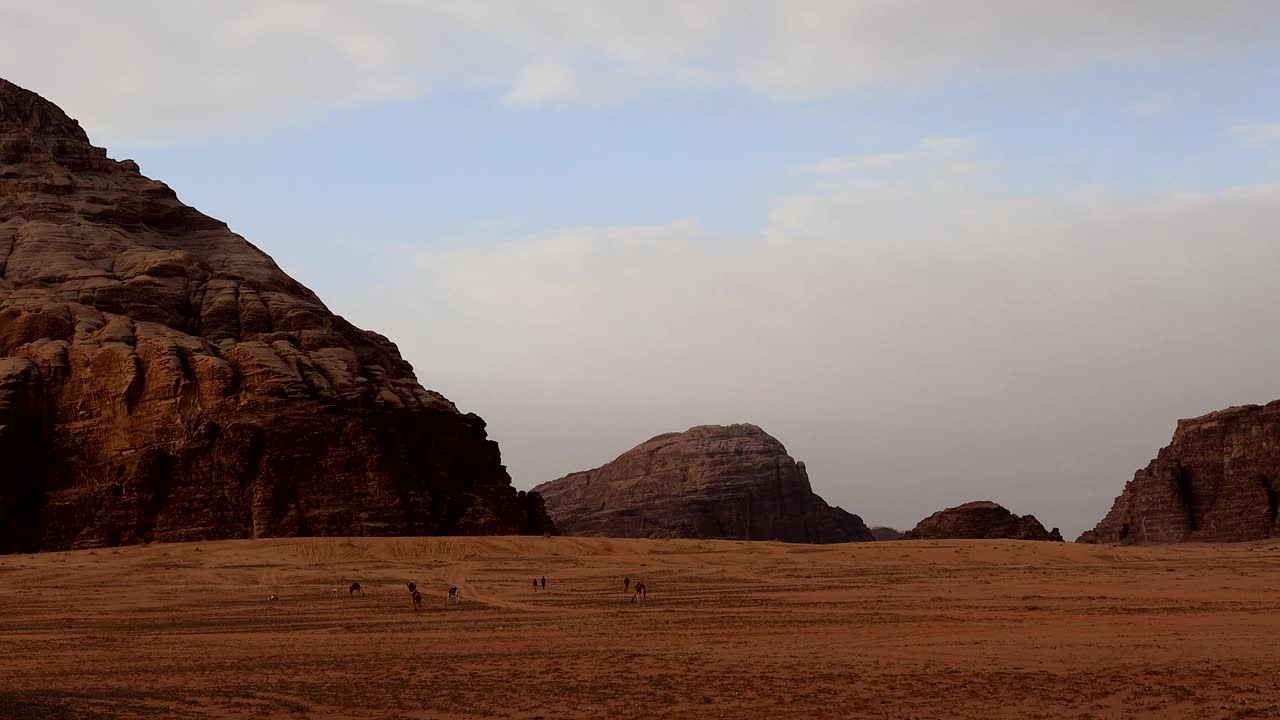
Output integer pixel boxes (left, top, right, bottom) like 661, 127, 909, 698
5, 4, 1280, 720
3, 536, 1280, 719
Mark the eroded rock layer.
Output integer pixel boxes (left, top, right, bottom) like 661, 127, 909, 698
0, 78, 552, 552
1079, 402, 1280, 544
532, 424, 873, 543
905, 501, 1062, 541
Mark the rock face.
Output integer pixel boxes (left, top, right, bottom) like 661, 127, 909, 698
0, 78, 553, 553
870, 526, 905, 541
904, 501, 1062, 541
532, 424, 873, 543
1079, 402, 1280, 544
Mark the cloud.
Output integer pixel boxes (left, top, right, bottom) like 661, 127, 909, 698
1127, 95, 1175, 114
506, 59, 578, 104
1, 0, 1277, 140
1229, 122, 1280, 146
798, 136, 982, 176
341, 139, 1280, 538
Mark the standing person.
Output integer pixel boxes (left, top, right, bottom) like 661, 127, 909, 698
540, 576, 546, 591
624, 577, 631, 592
533, 578, 539, 592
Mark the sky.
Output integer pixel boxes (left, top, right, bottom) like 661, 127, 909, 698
3, 1, 1280, 538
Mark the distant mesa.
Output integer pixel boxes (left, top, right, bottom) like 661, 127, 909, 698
0, 77, 554, 553
870, 526, 905, 541
1079, 401, 1280, 544
904, 501, 1062, 541
532, 424, 874, 543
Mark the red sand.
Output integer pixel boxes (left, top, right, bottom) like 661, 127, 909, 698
3, 536, 1279, 719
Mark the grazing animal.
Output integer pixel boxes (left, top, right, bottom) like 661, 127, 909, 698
349, 582, 363, 597
447, 586, 461, 603
268, 594, 280, 602
630, 583, 646, 604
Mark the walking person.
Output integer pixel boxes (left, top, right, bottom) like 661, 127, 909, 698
540, 576, 546, 591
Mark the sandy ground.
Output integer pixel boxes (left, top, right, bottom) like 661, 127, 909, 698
3, 537, 1280, 720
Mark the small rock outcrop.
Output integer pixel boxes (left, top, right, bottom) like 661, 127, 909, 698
1079, 401, 1280, 544
532, 424, 874, 543
0, 78, 554, 553
870, 527, 905, 541
904, 501, 1062, 541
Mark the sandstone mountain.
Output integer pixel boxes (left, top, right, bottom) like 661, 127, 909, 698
0, 78, 553, 553
1079, 402, 1280, 544
904, 501, 1062, 541
870, 526, 905, 541
531, 424, 873, 543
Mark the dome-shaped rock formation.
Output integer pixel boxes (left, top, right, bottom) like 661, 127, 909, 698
531, 424, 873, 543
904, 501, 1062, 541
1079, 401, 1280, 544
0, 78, 553, 553
870, 526, 905, 541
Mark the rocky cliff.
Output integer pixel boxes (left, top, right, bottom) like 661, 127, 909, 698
0, 78, 553, 553
531, 424, 873, 543
904, 501, 1062, 541
870, 527, 905, 541
1079, 402, 1280, 544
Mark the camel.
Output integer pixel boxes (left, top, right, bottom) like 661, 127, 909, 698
447, 586, 461, 603
630, 583, 646, 604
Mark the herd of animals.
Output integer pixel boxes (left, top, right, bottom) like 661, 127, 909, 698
266, 578, 650, 608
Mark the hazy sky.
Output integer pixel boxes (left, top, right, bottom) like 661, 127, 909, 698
4, 2, 1280, 538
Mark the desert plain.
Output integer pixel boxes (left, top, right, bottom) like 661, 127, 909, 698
3, 537, 1280, 719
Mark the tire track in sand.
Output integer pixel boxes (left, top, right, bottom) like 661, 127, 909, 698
443, 562, 567, 614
